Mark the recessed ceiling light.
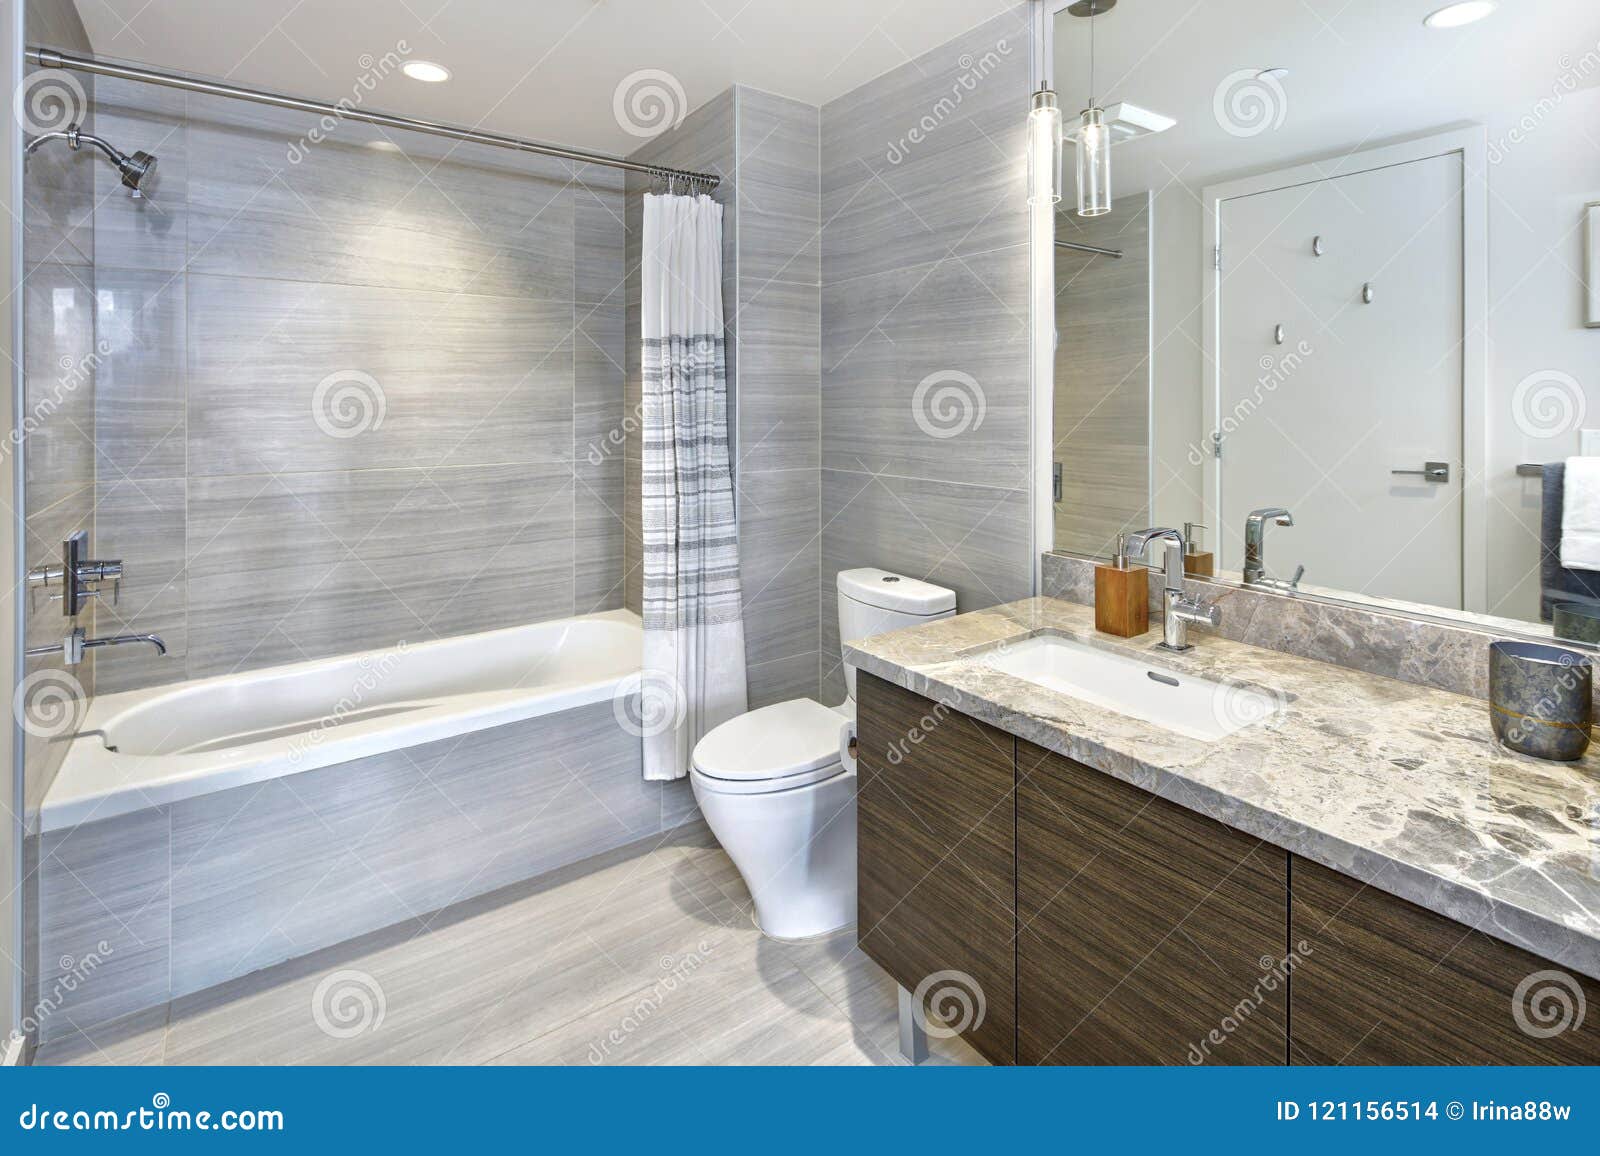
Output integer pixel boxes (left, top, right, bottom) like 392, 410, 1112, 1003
365, 140, 402, 152
1256, 67, 1289, 80
1423, 2, 1496, 29
401, 60, 451, 83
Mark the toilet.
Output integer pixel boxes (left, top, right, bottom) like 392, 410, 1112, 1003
691, 568, 956, 940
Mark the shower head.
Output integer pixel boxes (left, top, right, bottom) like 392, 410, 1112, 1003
115, 148, 158, 193
24, 122, 159, 196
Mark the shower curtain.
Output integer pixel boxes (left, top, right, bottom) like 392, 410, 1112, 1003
639, 193, 748, 781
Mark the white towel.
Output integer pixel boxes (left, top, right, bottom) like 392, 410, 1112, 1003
1560, 456, 1600, 571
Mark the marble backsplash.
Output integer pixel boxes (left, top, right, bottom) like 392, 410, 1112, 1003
1042, 550, 1594, 707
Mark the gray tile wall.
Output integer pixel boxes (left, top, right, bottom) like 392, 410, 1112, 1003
732, 89, 822, 708
21, 0, 97, 815
819, 5, 1035, 701
76, 78, 629, 694
33, 701, 663, 1038
624, 88, 824, 710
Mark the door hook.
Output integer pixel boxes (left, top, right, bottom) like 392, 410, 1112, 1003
1312, 235, 1323, 257
1273, 324, 1285, 345
1362, 281, 1374, 304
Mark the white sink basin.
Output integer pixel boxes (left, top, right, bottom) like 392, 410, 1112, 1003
980, 635, 1283, 742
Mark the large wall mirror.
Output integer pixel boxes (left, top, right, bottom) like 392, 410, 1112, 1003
1044, 0, 1600, 642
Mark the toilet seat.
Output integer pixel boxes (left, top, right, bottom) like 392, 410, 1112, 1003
691, 699, 851, 795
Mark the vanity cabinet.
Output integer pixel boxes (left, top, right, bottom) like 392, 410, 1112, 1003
855, 672, 1017, 1065
855, 677, 1600, 1066
1016, 741, 1289, 1064
1290, 856, 1600, 1064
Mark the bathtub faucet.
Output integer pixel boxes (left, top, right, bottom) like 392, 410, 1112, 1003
26, 627, 167, 666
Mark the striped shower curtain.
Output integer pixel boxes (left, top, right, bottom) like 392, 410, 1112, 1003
639, 193, 748, 781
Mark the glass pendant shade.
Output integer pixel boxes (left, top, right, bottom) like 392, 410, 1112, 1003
1027, 89, 1062, 206
1076, 106, 1111, 217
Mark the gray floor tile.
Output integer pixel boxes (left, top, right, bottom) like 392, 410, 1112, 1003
44, 823, 982, 1067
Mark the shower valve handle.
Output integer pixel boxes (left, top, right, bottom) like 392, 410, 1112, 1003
26, 534, 123, 615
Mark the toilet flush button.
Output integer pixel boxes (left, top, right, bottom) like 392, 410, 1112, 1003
882, 576, 899, 582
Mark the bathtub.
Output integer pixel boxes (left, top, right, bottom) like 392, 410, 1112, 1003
41, 608, 642, 833
32, 607, 697, 1037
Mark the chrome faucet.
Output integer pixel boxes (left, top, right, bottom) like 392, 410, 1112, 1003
23, 533, 167, 666
1124, 527, 1221, 652
1242, 507, 1302, 590
26, 627, 167, 665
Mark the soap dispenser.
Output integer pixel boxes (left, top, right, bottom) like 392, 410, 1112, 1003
1095, 533, 1149, 638
1183, 521, 1214, 577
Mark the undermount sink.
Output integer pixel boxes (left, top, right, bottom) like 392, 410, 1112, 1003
978, 634, 1284, 742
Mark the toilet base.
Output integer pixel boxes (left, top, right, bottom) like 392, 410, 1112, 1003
752, 911, 856, 944
691, 766, 857, 943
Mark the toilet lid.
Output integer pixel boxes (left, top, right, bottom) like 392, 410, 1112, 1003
692, 699, 848, 784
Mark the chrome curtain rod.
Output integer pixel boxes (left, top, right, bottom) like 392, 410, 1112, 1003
26, 47, 722, 190
1055, 239, 1122, 258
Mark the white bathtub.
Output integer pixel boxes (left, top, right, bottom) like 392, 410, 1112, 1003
40, 609, 642, 833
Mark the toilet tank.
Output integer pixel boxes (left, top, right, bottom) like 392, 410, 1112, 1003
837, 568, 956, 701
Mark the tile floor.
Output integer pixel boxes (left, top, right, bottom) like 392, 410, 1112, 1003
33, 822, 983, 1067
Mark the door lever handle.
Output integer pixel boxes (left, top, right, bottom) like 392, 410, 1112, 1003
1391, 462, 1449, 483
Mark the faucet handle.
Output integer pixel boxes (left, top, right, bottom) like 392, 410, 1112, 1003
75, 559, 123, 607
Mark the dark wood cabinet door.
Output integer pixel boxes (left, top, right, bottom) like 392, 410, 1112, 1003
1016, 741, 1289, 1065
1290, 856, 1600, 1064
855, 673, 1016, 1064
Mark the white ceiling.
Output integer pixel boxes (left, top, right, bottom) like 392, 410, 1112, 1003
1051, 0, 1600, 193
64, 0, 1021, 155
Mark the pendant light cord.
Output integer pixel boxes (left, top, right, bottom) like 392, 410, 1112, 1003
1088, 3, 1096, 106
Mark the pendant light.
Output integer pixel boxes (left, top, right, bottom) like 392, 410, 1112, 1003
1071, 0, 1112, 217
1027, 86, 1062, 205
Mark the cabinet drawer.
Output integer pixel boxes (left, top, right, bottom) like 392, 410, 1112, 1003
855, 673, 1016, 1064
1016, 741, 1289, 1065
1290, 856, 1600, 1064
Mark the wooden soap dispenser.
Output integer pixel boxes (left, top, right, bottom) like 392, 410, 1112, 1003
1095, 533, 1149, 638
1183, 521, 1215, 578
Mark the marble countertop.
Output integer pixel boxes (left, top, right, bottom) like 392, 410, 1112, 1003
843, 597, 1600, 980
